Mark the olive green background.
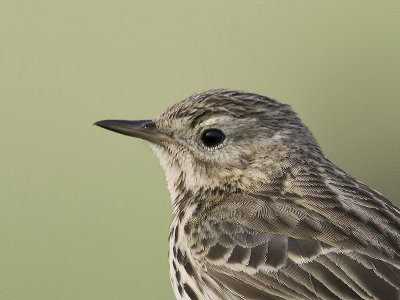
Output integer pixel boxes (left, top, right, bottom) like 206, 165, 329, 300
1, 1, 399, 299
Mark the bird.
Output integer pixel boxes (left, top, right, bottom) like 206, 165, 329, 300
95, 89, 400, 300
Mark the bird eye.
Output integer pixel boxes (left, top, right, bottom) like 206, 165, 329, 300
201, 129, 225, 148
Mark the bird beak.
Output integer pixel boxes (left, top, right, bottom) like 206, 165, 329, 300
94, 119, 169, 146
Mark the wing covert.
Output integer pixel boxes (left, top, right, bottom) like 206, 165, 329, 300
185, 189, 400, 299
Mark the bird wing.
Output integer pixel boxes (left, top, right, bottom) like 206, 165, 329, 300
186, 166, 400, 299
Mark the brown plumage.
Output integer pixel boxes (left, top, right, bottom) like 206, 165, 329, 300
95, 89, 400, 300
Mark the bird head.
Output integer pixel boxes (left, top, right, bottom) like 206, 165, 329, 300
95, 89, 321, 205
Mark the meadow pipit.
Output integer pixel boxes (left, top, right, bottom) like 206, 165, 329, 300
95, 90, 400, 300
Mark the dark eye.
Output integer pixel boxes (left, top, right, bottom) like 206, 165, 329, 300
201, 129, 225, 148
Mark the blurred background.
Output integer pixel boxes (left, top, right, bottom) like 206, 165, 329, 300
1, 0, 399, 299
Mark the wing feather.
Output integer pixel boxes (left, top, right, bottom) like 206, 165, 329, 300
185, 165, 400, 299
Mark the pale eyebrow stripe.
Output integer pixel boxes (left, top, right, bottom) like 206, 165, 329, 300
190, 111, 226, 128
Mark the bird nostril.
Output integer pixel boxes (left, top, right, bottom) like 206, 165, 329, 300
143, 121, 157, 131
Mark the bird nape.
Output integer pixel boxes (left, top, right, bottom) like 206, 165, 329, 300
95, 89, 400, 300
